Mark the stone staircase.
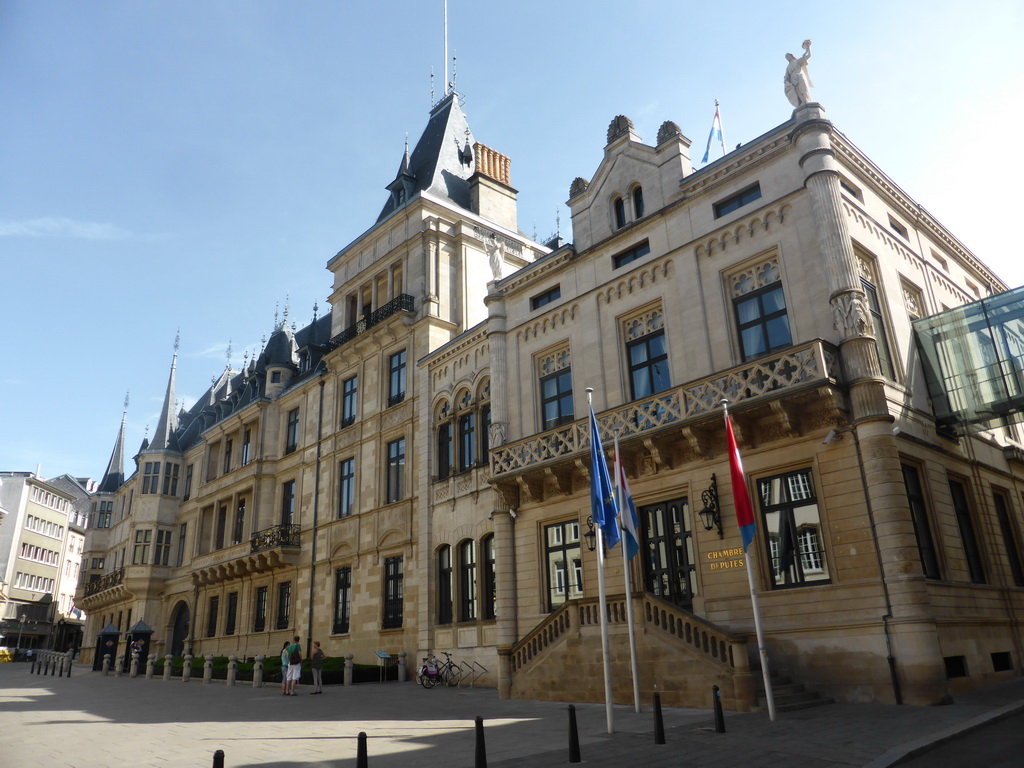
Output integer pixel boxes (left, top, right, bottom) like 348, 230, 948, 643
754, 672, 834, 712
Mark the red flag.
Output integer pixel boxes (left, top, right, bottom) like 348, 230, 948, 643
726, 415, 756, 552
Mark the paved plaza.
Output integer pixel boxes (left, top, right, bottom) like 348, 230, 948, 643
2, 662, 1024, 767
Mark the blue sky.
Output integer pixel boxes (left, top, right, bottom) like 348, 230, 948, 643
2, 0, 1023, 482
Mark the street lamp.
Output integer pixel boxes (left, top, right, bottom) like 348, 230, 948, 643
583, 516, 597, 552
698, 474, 723, 538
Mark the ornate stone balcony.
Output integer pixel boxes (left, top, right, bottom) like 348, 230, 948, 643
325, 294, 415, 352
83, 567, 124, 598
191, 525, 301, 587
490, 339, 842, 505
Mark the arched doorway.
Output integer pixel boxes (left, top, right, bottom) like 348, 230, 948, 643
169, 601, 190, 657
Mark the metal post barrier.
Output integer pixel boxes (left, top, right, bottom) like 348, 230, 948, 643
43, 653, 50, 676
51, 652, 58, 676
356, 732, 368, 768
212, 749, 225, 768
163, 655, 173, 681
344, 654, 354, 687
56, 653, 65, 677
712, 685, 725, 733
253, 655, 264, 688
227, 655, 237, 687
30, 654, 37, 674
474, 716, 487, 768
66, 651, 73, 677
398, 651, 407, 682
568, 705, 581, 763
183, 654, 193, 682
203, 654, 214, 684
102, 654, 111, 675
653, 692, 666, 745
146, 657, 155, 679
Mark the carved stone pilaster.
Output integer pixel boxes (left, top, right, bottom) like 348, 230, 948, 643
831, 290, 875, 340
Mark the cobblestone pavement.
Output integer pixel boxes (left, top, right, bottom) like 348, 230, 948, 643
2, 662, 1023, 767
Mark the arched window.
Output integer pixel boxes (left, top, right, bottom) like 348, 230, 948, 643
435, 400, 453, 479
458, 412, 475, 472
632, 186, 645, 219
613, 197, 626, 229
459, 539, 477, 621
437, 545, 453, 625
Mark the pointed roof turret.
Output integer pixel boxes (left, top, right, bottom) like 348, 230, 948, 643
99, 393, 129, 493
149, 333, 180, 452
377, 92, 476, 221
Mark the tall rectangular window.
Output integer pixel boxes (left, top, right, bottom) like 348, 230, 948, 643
382, 555, 404, 629
386, 438, 406, 503
482, 534, 496, 620
285, 408, 300, 454
183, 464, 193, 501
132, 529, 151, 565
215, 505, 227, 550
142, 462, 161, 494
901, 464, 941, 579
459, 539, 477, 622
458, 412, 476, 472
276, 581, 292, 630
233, 499, 246, 545
333, 567, 352, 634
176, 523, 187, 567
735, 284, 792, 360
253, 586, 268, 632
545, 521, 582, 611
627, 330, 670, 399
994, 492, 1024, 587
342, 376, 358, 427
949, 479, 986, 584
223, 439, 233, 474
162, 463, 179, 496
388, 350, 407, 407
206, 596, 219, 638
154, 530, 171, 566
713, 183, 761, 218
758, 469, 830, 589
338, 458, 355, 518
541, 370, 574, 430
861, 278, 896, 380
225, 592, 238, 636
241, 429, 251, 465
437, 545, 453, 625
281, 481, 296, 526
437, 422, 453, 478
480, 404, 491, 462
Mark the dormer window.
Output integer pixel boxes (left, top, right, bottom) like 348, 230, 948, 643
613, 197, 626, 229
633, 186, 645, 219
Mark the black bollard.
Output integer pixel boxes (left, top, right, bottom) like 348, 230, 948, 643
30, 656, 36, 675
568, 705, 581, 763
212, 749, 224, 768
475, 715, 487, 768
356, 731, 368, 768
653, 692, 666, 745
712, 685, 725, 733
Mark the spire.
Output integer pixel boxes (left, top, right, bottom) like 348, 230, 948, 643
149, 333, 180, 452
99, 393, 129, 493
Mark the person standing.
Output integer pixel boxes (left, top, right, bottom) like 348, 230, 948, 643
286, 635, 303, 696
279, 641, 290, 696
310, 641, 325, 694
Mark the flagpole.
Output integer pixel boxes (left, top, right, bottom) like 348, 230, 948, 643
588, 389, 615, 734
715, 99, 726, 157
615, 436, 642, 713
721, 399, 776, 722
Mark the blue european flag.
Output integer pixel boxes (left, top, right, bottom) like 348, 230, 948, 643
590, 407, 620, 550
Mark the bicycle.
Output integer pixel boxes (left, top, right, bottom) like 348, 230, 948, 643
417, 651, 462, 688
436, 651, 462, 687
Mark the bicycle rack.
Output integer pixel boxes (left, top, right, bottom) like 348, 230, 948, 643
460, 660, 488, 687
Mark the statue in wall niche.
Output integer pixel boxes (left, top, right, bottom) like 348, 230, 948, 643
486, 236, 505, 281
489, 421, 507, 448
784, 39, 813, 107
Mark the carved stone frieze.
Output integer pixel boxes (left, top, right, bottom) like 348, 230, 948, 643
831, 291, 874, 340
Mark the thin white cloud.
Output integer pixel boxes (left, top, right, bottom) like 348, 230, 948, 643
0, 217, 134, 240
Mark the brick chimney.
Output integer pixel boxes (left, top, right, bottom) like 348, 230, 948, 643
470, 143, 517, 231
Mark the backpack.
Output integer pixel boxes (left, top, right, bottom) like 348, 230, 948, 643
289, 646, 300, 664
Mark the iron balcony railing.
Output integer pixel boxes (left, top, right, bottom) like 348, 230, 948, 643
491, 338, 839, 479
84, 567, 125, 597
325, 294, 415, 352
251, 524, 301, 554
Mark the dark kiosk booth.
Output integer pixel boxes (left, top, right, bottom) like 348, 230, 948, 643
93, 623, 120, 671
123, 620, 154, 672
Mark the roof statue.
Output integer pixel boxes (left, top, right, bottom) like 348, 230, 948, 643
784, 39, 813, 108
